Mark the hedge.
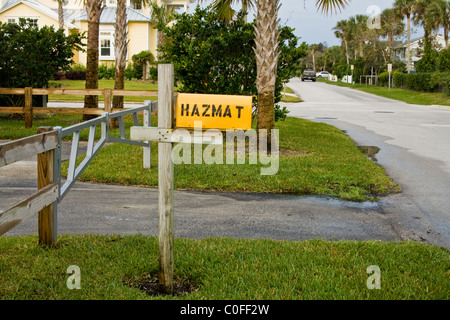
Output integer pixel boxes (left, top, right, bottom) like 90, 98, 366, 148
386, 72, 450, 95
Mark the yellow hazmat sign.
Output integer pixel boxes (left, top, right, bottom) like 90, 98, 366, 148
175, 93, 253, 130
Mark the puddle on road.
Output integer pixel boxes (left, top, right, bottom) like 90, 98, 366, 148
357, 146, 380, 162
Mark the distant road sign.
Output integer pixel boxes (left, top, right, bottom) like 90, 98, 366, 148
175, 93, 253, 130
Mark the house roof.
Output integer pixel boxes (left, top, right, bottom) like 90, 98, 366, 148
393, 34, 445, 49
72, 7, 152, 23
0, 0, 78, 29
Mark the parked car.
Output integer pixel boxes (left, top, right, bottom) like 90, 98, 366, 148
316, 71, 330, 78
301, 70, 316, 82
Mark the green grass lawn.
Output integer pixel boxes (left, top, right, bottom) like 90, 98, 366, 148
0, 113, 400, 201
318, 79, 450, 106
0, 235, 448, 300
59, 116, 400, 202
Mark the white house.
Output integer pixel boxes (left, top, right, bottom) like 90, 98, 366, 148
392, 34, 446, 71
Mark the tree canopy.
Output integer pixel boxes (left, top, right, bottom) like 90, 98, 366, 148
159, 6, 307, 103
0, 19, 84, 89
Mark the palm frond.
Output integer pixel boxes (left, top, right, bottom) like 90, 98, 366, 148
316, 0, 350, 15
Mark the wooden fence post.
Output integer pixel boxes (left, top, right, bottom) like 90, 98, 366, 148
37, 126, 57, 246
158, 64, 174, 295
24, 87, 33, 129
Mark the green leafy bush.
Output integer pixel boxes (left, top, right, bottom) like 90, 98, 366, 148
125, 63, 143, 80
274, 104, 289, 122
438, 48, 450, 72
0, 19, 84, 89
393, 72, 449, 95
98, 64, 115, 79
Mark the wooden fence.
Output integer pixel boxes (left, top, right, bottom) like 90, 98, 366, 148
0, 87, 158, 128
0, 98, 157, 245
0, 128, 59, 244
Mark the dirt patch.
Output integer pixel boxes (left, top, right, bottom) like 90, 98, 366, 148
125, 273, 200, 297
280, 148, 309, 156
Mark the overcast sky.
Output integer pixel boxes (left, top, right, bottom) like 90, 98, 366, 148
194, 0, 430, 47
276, 0, 398, 46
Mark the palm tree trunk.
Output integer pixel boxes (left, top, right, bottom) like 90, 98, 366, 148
406, 14, 411, 73
112, 0, 128, 127
58, 1, 64, 29
344, 39, 349, 64
254, 0, 280, 151
444, 27, 448, 49
84, 0, 104, 121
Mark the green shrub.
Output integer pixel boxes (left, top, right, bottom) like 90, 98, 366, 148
124, 63, 142, 80
274, 104, 289, 122
393, 72, 449, 94
98, 64, 115, 79
378, 71, 391, 87
438, 48, 450, 72
429, 72, 450, 96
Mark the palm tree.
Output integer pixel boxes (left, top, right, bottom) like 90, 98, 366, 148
349, 14, 368, 58
394, 0, 415, 73
324, 45, 341, 67
380, 8, 405, 61
208, 0, 349, 147
83, 0, 105, 120
308, 43, 319, 71
413, 0, 434, 46
54, 0, 65, 29
426, 0, 449, 49
149, 0, 175, 58
112, 0, 129, 123
333, 19, 352, 64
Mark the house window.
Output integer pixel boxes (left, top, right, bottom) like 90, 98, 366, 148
7, 17, 39, 27
131, 0, 142, 10
101, 39, 111, 57
100, 29, 115, 60
27, 18, 39, 28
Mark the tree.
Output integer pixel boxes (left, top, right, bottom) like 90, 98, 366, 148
150, 0, 175, 58
112, 0, 129, 121
159, 7, 305, 102
208, 0, 349, 149
83, 0, 105, 120
132, 50, 155, 80
160, 7, 257, 96
308, 43, 319, 71
54, 0, 65, 29
324, 45, 342, 68
380, 8, 404, 61
348, 15, 368, 58
394, 0, 415, 73
0, 19, 84, 105
333, 19, 352, 64
426, 0, 449, 49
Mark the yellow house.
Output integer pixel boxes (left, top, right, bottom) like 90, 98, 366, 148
0, 0, 195, 65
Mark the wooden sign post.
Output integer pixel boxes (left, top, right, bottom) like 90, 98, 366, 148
157, 64, 175, 295
130, 64, 252, 295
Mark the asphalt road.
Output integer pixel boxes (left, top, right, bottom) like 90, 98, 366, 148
282, 78, 450, 248
1, 81, 449, 249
